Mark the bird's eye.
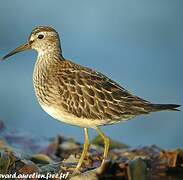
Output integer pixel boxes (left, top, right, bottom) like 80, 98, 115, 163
38, 34, 44, 39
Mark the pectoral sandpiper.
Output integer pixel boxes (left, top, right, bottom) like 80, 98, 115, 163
1, 26, 180, 173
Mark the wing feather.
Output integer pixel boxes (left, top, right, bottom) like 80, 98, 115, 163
55, 61, 151, 120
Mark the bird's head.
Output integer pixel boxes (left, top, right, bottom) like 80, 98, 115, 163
2, 26, 62, 60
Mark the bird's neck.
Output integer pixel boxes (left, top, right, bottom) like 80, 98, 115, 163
34, 49, 64, 77
33, 49, 63, 101
37, 48, 64, 61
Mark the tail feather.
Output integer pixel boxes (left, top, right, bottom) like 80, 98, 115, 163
149, 104, 181, 112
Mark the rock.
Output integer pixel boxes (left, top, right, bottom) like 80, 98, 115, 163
63, 154, 78, 164
0, 150, 11, 174
70, 169, 98, 180
129, 158, 147, 180
91, 135, 129, 150
0, 139, 7, 150
30, 153, 53, 164
60, 141, 80, 151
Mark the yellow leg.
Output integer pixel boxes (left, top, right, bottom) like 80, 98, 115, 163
95, 127, 110, 168
75, 128, 89, 172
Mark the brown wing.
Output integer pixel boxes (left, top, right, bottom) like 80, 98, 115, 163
55, 60, 151, 120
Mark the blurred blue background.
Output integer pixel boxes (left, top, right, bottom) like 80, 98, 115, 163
0, 0, 182, 149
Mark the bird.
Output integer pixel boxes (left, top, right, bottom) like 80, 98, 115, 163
1, 26, 180, 173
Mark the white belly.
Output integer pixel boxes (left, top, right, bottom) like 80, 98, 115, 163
40, 104, 107, 128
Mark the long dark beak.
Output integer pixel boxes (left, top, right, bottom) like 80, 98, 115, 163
1, 43, 30, 60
